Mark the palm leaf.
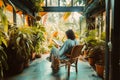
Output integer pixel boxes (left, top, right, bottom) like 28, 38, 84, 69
16, 37, 21, 46
63, 12, 71, 21
1, 37, 7, 47
0, 65, 3, 78
0, 46, 8, 78
0, 8, 8, 33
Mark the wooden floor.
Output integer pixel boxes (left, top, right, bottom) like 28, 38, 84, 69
4, 54, 103, 80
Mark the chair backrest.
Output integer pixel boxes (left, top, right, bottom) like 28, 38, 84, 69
70, 45, 84, 59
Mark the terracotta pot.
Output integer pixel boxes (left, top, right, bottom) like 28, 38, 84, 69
88, 57, 95, 66
35, 54, 41, 58
31, 52, 36, 60
17, 63, 24, 73
24, 59, 30, 68
95, 63, 104, 77
11, 63, 24, 74
4, 63, 24, 77
83, 50, 88, 58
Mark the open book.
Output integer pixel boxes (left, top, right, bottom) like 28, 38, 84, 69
52, 39, 63, 46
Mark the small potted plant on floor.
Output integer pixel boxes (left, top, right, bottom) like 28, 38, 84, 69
87, 48, 95, 66
95, 59, 104, 77
95, 41, 105, 77
85, 39, 98, 66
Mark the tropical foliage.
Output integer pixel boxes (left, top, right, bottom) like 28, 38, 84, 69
8, 27, 33, 60
7, 24, 45, 60
0, 7, 8, 33
0, 30, 8, 78
30, 25, 45, 54
0, 6, 8, 78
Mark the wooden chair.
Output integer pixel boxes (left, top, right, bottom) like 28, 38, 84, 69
51, 45, 84, 76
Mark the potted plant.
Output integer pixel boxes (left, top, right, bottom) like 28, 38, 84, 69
0, 46, 8, 78
0, 6, 9, 78
87, 48, 95, 66
83, 30, 98, 65
5, 27, 34, 75
87, 40, 105, 77
95, 41, 105, 77
30, 25, 45, 58
0, 31, 8, 78
82, 26, 105, 77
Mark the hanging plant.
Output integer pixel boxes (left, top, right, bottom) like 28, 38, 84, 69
30, 0, 44, 12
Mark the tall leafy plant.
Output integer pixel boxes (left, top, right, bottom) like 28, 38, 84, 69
8, 27, 34, 61
0, 30, 8, 78
31, 25, 45, 54
84, 29, 98, 47
0, 3, 9, 78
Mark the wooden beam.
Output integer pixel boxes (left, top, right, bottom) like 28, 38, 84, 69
41, 6, 84, 12
9, 0, 35, 17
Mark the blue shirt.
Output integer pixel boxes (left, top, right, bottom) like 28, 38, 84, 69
59, 39, 79, 59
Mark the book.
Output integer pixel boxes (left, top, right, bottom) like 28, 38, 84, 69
52, 39, 63, 46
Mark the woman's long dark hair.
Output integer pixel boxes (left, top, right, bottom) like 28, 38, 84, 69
65, 29, 75, 40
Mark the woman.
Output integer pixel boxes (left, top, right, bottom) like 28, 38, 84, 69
49, 29, 79, 61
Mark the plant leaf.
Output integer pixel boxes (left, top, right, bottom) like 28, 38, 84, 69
16, 37, 21, 46
1, 37, 8, 47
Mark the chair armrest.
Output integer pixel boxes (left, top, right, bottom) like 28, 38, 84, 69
65, 54, 71, 58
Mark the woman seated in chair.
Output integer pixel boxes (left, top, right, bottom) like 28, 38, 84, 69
49, 29, 79, 62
